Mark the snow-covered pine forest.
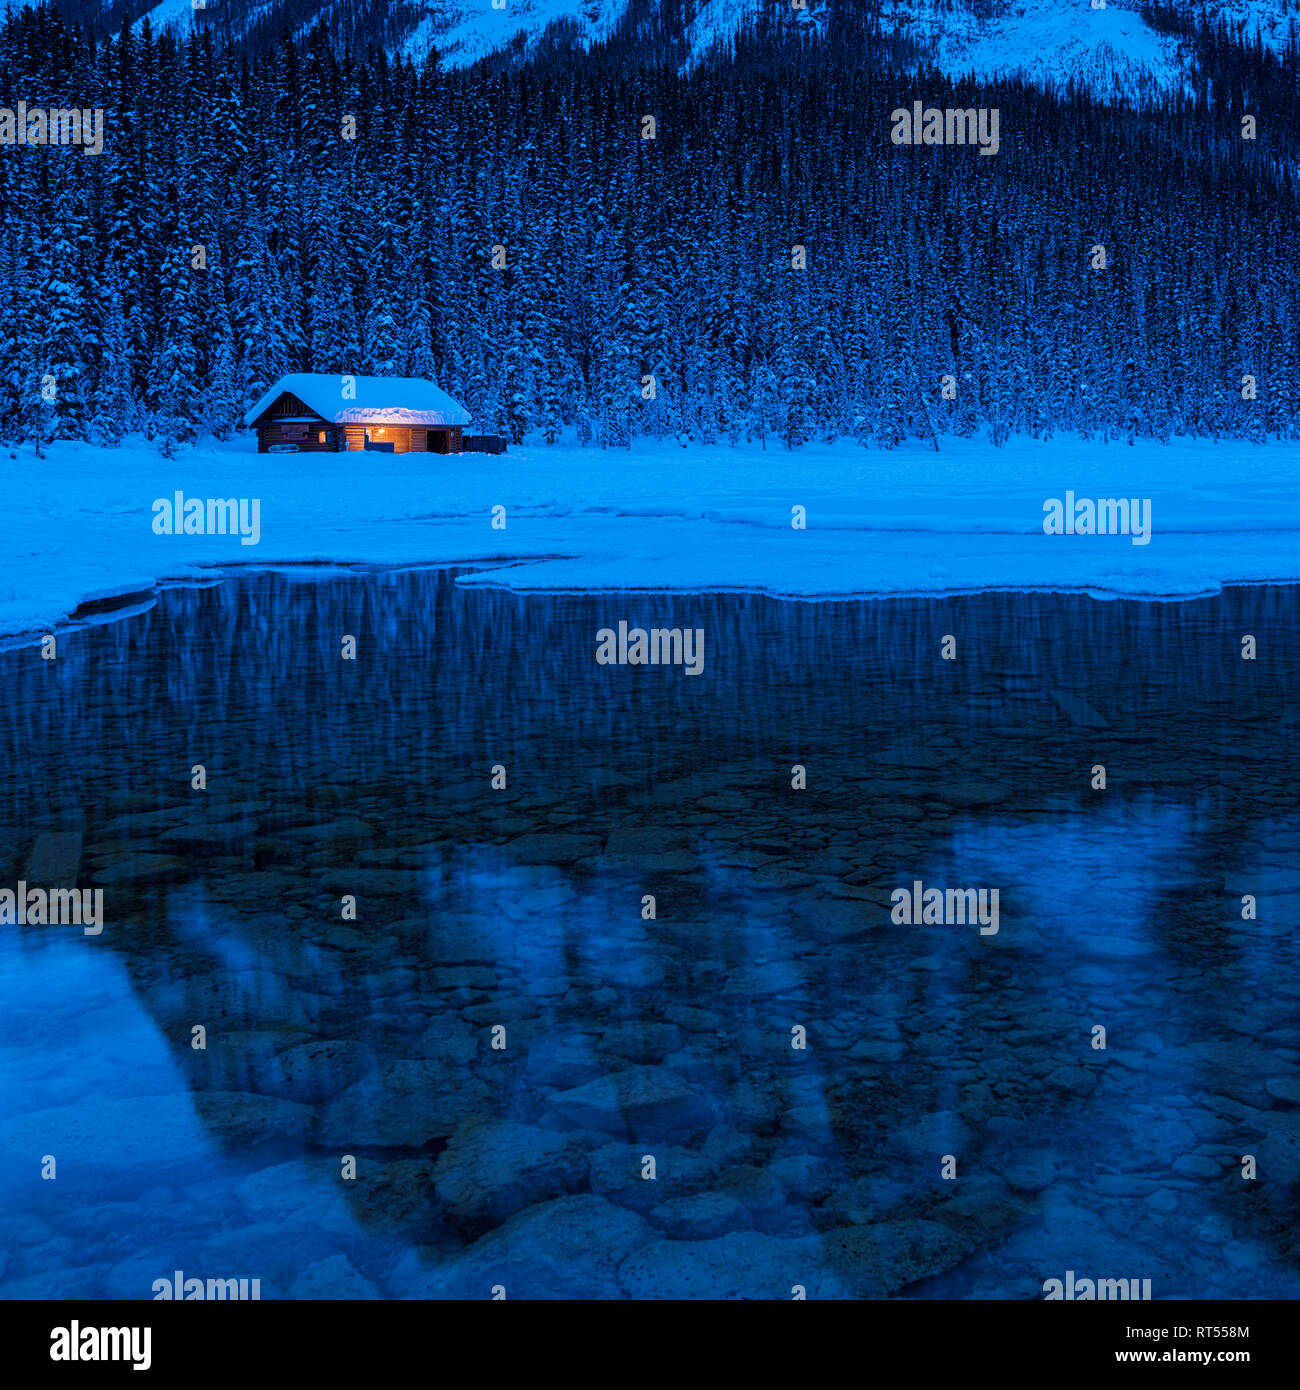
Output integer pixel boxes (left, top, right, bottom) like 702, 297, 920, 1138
1, 0, 1297, 452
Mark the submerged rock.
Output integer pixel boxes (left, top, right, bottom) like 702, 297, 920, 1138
432, 1119, 589, 1225
1002, 1154, 1060, 1195
192, 1091, 314, 1146
506, 833, 602, 865
547, 1067, 715, 1142
255, 1039, 377, 1104
650, 1192, 752, 1240
90, 852, 189, 884
768, 1154, 833, 1202
721, 962, 807, 999
350, 1158, 441, 1242
588, 1142, 715, 1210
598, 1022, 684, 1063
418, 1194, 656, 1299
1264, 1074, 1300, 1106
616, 1217, 973, 1299
318, 1061, 491, 1148
524, 1037, 606, 1088
290, 1254, 382, 1300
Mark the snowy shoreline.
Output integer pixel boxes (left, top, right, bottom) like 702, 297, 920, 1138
3, 432, 1297, 642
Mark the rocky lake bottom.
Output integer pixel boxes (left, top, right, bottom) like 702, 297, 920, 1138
0, 568, 1297, 1299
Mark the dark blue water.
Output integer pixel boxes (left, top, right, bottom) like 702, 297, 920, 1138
1, 568, 1297, 1299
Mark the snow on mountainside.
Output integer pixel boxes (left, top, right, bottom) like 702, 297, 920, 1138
123, 0, 1299, 98
400, 0, 630, 67
127, 0, 632, 64
687, 0, 1297, 95
889, 0, 1299, 93
883, 0, 1189, 99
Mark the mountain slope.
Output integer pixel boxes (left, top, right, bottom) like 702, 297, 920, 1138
19, 0, 1300, 99
401, 0, 631, 67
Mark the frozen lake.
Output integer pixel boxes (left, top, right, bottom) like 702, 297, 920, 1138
0, 568, 1297, 1298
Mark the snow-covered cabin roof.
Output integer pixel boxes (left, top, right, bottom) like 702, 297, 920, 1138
243, 374, 472, 428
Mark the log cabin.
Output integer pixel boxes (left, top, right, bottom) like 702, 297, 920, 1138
243, 374, 472, 454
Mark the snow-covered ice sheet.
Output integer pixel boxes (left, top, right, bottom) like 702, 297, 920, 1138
0, 432, 1295, 638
